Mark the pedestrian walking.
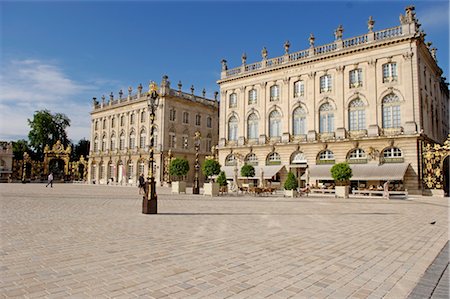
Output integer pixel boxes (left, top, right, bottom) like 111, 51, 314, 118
138, 173, 145, 194
46, 173, 54, 188
383, 180, 390, 199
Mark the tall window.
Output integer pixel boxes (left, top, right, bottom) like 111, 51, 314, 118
248, 89, 257, 104
266, 152, 281, 165
293, 107, 307, 135
195, 114, 201, 126
94, 136, 99, 152
94, 121, 98, 130
349, 69, 363, 88
205, 134, 212, 152
120, 116, 125, 126
140, 111, 145, 123
110, 133, 116, 151
320, 75, 332, 93
130, 113, 135, 125
139, 129, 146, 148
229, 93, 237, 108
119, 133, 125, 150
169, 108, 176, 121
348, 99, 366, 131
129, 131, 136, 149
207, 116, 212, 128
383, 63, 397, 82
269, 110, 281, 138
270, 85, 279, 101
111, 117, 116, 128
182, 112, 189, 124
101, 135, 107, 151
153, 129, 158, 148
102, 119, 106, 129
382, 94, 401, 128
247, 113, 259, 140
319, 103, 334, 133
127, 162, 133, 180
99, 162, 105, 180
228, 115, 238, 141
108, 162, 114, 180
182, 135, 189, 149
138, 162, 145, 176
169, 133, 176, 148
294, 80, 304, 97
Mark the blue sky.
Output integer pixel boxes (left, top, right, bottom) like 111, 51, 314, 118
1, 0, 448, 143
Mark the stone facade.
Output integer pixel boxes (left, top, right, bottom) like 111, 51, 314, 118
0, 142, 14, 182
217, 7, 449, 195
88, 76, 219, 186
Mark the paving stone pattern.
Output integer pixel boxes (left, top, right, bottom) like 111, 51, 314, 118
0, 184, 448, 298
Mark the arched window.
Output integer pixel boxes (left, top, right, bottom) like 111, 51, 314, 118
248, 89, 257, 104
93, 136, 99, 152
129, 131, 136, 149
291, 152, 307, 164
382, 94, 401, 128
108, 161, 115, 180
139, 129, 146, 148
110, 133, 116, 151
229, 93, 237, 108
293, 107, 307, 136
247, 113, 259, 140
348, 99, 366, 131
119, 133, 125, 150
266, 152, 281, 165
99, 161, 105, 180
347, 148, 367, 163
101, 134, 107, 151
245, 153, 258, 166
317, 150, 335, 164
270, 85, 279, 101
225, 154, 237, 166
319, 103, 334, 133
269, 110, 281, 138
228, 115, 238, 141
382, 147, 403, 163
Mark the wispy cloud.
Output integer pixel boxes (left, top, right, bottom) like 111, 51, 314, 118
0, 59, 98, 142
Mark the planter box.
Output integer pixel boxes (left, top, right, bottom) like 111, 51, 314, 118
284, 189, 297, 198
204, 182, 219, 197
172, 181, 186, 194
335, 186, 349, 198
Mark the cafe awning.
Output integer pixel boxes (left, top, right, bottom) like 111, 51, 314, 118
309, 163, 410, 181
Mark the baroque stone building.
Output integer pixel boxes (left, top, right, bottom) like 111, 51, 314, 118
217, 6, 449, 195
88, 76, 219, 186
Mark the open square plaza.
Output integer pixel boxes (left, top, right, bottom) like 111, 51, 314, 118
0, 184, 448, 298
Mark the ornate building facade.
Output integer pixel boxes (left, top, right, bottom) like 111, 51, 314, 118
217, 6, 449, 195
0, 142, 14, 182
88, 76, 219, 186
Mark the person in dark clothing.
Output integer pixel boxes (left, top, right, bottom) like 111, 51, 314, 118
138, 173, 145, 194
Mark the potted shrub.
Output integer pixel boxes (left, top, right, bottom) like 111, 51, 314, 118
216, 171, 228, 195
202, 159, 221, 196
169, 158, 189, 194
240, 164, 255, 188
284, 172, 298, 197
330, 162, 352, 198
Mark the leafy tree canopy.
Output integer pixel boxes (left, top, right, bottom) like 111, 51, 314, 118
240, 164, 255, 178
330, 162, 353, 185
71, 138, 90, 161
28, 110, 71, 160
202, 159, 221, 181
169, 158, 190, 180
284, 172, 298, 190
12, 139, 30, 160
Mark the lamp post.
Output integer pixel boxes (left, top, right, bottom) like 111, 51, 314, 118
143, 81, 159, 214
193, 131, 201, 194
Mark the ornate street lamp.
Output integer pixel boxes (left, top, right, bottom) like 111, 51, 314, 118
193, 131, 201, 194
143, 81, 159, 214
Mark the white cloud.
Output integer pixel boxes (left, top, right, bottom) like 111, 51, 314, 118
0, 59, 98, 142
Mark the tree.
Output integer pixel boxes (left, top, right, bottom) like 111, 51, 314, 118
202, 159, 221, 182
240, 164, 255, 184
71, 138, 90, 161
216, 171, 228, 187
12, 139, 30, 160
330, 162, 353, 186
28, 110, 71, 160
169, 158, 190, 181
284, 172, 298, 190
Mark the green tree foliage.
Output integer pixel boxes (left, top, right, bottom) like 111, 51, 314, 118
202, 159, 221, 182
330, 162, 353, 185
71, 138, 90, 161
284, 172, 298, 190
12, 139, 30, 160
28, 110, 71, 160
216, 171, 228, 187
240, 164, 255, 179
169, 158, 190, 181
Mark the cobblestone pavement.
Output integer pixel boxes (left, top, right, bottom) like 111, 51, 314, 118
0, 183, 448, 299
